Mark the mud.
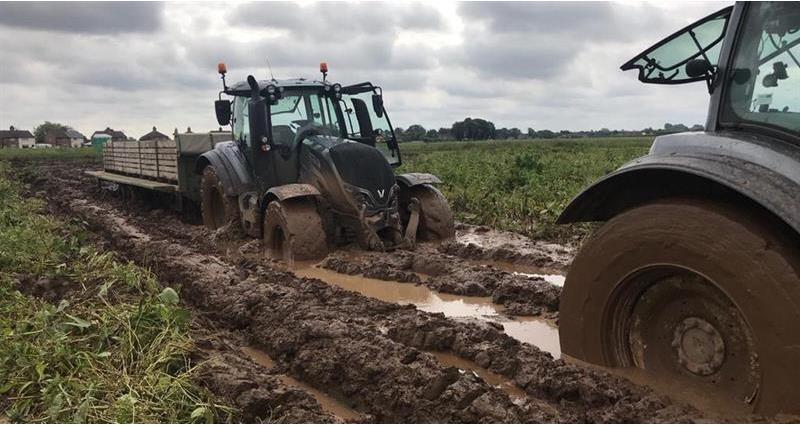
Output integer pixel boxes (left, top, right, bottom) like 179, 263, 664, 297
20, 160, 748, 422
294, 264, 561, 357
442, 223, 575, 273
319, 249, 561, 318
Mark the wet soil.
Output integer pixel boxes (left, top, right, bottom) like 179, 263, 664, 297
16, 160, 748, 422
319, 248, 562, 319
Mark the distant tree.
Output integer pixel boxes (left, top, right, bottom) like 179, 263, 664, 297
34, 121, 68, 143
394, 127, 405, 142
527, 128, 536, 138
425, 129, 439, 140
452, 117, 495, 140
403, 124, 427, 142
438, 127, 453, 140
496, 128, 510, 139
509, 128, 522, 139
690, 124, 705, 131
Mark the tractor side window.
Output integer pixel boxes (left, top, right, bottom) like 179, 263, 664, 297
347, 91, 399, 165
233, 96, 250, 146
339, 97, 363, 138
621, 6, 732, 84
721, 2, 800, 135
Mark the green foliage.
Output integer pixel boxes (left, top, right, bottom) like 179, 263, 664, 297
0, 164, 231, 423
399, 137, 653, 240
0, 147, 99, 161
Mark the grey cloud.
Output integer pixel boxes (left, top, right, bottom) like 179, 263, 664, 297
0, 2, 164, 34
231, 1, 444, 40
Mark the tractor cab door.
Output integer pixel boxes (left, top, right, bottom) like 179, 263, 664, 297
341, 83, 402, 167
621, 6, 733, 86
233, 96, 274, 187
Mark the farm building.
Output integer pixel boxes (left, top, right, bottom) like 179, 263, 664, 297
66, 129, 87, 147
0, 126, 35, 148
139, 126, 171, 142
90, 127, 128, 142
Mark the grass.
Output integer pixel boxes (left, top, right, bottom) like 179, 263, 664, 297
399, 137, 654, 240
0, 147, 99, 161
0, 162, 231, 423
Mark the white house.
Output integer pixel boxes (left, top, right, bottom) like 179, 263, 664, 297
0, 126, 35, 148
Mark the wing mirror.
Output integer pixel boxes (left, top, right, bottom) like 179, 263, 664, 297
685, 58, 713, 78
215, 100, 231, 126
372, 94, 384, 118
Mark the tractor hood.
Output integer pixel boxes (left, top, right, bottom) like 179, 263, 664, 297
299, 135, 397, 214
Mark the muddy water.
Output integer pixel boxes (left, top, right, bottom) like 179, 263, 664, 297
294, 264, 561, 357
240, 346, 361, 420
430, 351, 528, 402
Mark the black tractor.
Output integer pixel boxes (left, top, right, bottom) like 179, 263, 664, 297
558, 2, 799, 415
199, 63, 454, 261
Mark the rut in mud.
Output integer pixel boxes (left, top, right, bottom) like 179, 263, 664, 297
23, 160, 736, 422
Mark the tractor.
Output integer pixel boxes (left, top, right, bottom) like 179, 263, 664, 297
202, 63, 454, 260
557, 2, 800, 414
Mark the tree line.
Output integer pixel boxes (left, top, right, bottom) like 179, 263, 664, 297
393, 118, 705, 142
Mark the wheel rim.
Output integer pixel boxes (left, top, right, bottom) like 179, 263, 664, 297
606, 266, 760, 407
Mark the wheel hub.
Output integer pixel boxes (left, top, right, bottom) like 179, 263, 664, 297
671, 316, 725, 375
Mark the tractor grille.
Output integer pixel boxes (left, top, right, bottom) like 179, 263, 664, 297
329, 142, 394, 202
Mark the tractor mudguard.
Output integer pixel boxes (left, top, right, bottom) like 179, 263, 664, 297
558, 131, 800, 237
263, 183, 321, 205
396, 172, 442, 187
194, 141, 253, 197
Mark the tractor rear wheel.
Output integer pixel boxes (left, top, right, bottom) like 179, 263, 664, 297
200, 166, 240, 230
263, 199, 328, 262
560, 198, 800, 415
401, 184, 455, 241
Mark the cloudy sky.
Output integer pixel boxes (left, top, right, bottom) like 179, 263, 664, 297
0, 1, 727, 139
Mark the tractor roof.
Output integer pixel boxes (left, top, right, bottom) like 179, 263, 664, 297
224, 78, 331, 97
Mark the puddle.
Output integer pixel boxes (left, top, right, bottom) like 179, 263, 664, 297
430, 351, 528, 402
240, 346, 361, 420
294, 264, 561, 358
512, 271, 565, 287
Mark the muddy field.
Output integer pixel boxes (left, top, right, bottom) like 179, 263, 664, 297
14, 159, 763, 422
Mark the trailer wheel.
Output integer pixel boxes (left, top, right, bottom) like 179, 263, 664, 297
400, 184, 455, 241
200, 166, 240, 230
560, 198, 800, 414
263, 199, 327, 262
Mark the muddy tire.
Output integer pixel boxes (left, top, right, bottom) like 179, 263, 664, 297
263, 199, 328, 262
200, 166, 240, 230
560, 198, 800, 415
401, 184, 455, 241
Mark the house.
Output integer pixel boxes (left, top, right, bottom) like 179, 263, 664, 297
90, 127, 128, 141
139, 126, 171, 142
65, 129, 87, 147
44, 128, 72, 148
0, 126, 35, 148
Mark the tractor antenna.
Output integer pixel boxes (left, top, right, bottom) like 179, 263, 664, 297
266, 57, 276, 82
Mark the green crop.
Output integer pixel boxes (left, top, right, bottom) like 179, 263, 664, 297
0, 163, 232, 423
399, 137, 653, 241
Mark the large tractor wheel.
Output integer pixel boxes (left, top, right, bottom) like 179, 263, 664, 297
401, 184, 455, 241
560, 198, 800, 415
200, 166, 240, 230
263, 199, 328, 262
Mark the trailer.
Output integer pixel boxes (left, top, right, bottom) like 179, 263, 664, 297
86, 131, 233, 205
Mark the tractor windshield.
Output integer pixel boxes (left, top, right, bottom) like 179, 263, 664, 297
720, 2, 800, 137
269, 89, 343, 146
339, 85, 401, 166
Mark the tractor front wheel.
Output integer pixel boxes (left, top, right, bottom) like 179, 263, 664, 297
400, 184, 455, 241
263, 199, 328, 262
559, 198, 800, 415
200, 166, 240, 230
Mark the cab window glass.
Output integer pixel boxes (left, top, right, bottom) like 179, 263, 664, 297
270, 94, 307, 145
721, 2, 800, 134
346, 91, 399, 165
621, 7, 731, 84
233, 96, 250, 145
